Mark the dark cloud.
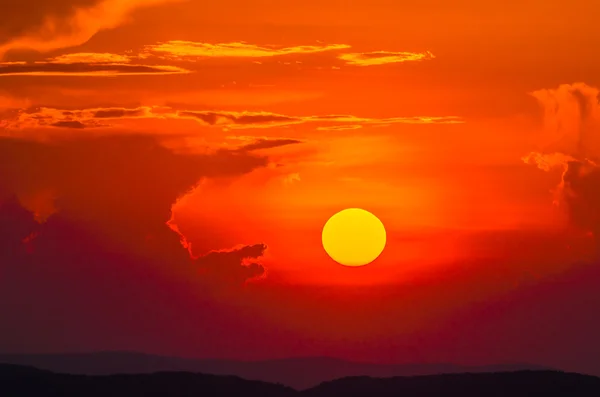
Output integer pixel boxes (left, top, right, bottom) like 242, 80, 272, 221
240, 138, 303, 151
0, 62, 189, 76
178, 111, 298, 126
0, 0, 179, 57
50, 120, 86, 129
92, 108, 147, 118
196, 244, 267, 284
1, 103, 461, 132
0, 135, 269, 282
0, 0, 96, 46
234, 114, 298, 125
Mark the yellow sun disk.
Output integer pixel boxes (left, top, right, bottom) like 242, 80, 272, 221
322, 208, 386, 267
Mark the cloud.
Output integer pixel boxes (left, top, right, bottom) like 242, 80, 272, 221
139, 41, 437, 69
194, 244, 267, 283
176, 111, 464, 130
522, 152, 576, 172
237, 138, 304, 151
47, 52, 133, 64
523, 83, 600, 253
91, 107, 149, 118
0, 107, 128, 130
2, 38, 436, 78
0, 60, 190, 77
141, 41, 351, 60
316, 125, 363, 131
0, 106, 169, 130
50, 120, 88, 129
0, 134, 271, 282
0, 0, 182, 57
529, 83, 600, 159
178, 110, 298, 128
0, 50, 191, 76
338, 51, 435, 66
0, 105, 464, 132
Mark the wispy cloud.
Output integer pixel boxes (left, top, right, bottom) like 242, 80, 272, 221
316, 125, 363, 131
224, 135, 305, 151
1, 106, 464, 132
237, 138, 304, 151
0, 58, 190, 77
1, 106, 156, 130
47, 52, 134, 64
1, 42, 436, 78
141, 41, 351, 60
522, 152, 576, 172
177, 111, 464, 129
338, 51, 435, 66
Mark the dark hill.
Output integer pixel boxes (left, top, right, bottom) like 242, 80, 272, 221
302, 370, 600, 397
2, 364, 600, 396
0, 351, 549, 390
0, 364, 296, 397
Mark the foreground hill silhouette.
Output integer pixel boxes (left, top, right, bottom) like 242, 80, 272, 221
2, 364, 600, 396
303, 371, 600, 396
0, 364, 295, 397
0, 351, 550, 390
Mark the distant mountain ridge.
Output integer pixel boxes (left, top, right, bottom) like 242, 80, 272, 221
0, 351, 551, 390
2, 363, 600, 397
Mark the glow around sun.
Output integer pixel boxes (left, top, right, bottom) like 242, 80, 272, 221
322, 208, 386, 267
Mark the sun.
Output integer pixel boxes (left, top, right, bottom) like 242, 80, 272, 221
322, 208, 386, 267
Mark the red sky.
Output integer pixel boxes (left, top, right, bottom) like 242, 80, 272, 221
1, 0, 600, 376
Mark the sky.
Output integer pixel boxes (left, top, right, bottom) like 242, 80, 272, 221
1, 0, 600, 377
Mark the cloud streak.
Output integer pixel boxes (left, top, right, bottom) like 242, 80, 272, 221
1, 42, 436, 77
338, 51, 435, 66
142, 41, 351, 60
0, 59, 190, 77
177, 111, 464, 129
47, 52, 133, 64
0, 105, 464, 132
1, 106, 157, 130
237, 138, 304, 151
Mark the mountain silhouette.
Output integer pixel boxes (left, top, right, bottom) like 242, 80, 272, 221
0, 351, 551, 390
2, 364, 600, 396
0, 364, 295, 397
303, 371, 600, 396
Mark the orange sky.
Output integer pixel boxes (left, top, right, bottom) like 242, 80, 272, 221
2, 0, 600, 374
